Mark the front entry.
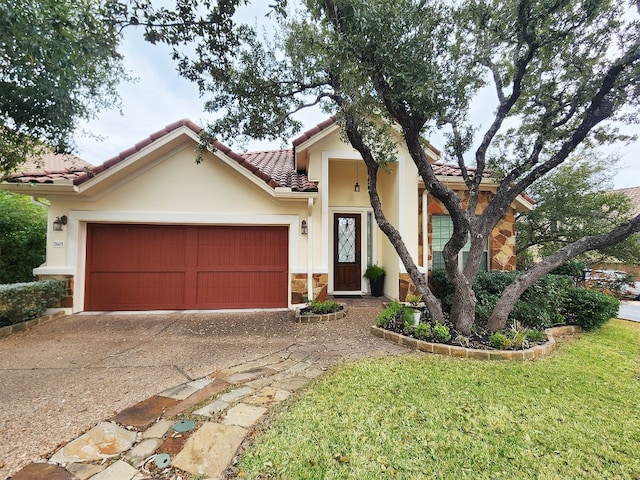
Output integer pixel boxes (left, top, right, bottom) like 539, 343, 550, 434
333, 213, 361, 291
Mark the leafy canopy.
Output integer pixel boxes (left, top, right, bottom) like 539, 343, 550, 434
0, 0, 126, 173
517, 152, 640, 265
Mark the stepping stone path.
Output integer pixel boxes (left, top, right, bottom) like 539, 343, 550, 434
10, 341, 405, 480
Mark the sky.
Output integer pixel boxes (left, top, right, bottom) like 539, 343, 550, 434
74, 10, 640, 191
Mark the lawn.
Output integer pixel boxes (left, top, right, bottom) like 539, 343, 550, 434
236, 319, 640, 479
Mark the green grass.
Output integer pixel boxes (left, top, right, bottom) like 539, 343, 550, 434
237, 320, 640, 479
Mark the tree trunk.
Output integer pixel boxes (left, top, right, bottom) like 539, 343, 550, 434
449, 276, 477, 335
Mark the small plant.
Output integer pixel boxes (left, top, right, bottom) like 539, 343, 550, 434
454, 335, 470, 347
525, 329, 547, 343
512, 331, 528, 349
414, 322, 431, 340
406, 293, 422, 306
306, 300, 340, 315
364, 264, 386, 280
432, 322, 452, 342
489, 332, 512, 349
377, 300, 410, 330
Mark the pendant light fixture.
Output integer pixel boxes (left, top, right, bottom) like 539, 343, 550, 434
354, 162, 360, 192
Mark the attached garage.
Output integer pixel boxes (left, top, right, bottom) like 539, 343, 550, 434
85, 224, 289, 311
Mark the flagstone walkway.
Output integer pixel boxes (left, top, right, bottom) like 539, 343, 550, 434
8, 298, 406, 480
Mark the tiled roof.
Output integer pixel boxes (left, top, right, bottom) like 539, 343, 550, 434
432, 162, 491, 177
614, 187, 640, 217
292, 116, 337, 147
5, 119, 317, 192
7, 152, 94, 184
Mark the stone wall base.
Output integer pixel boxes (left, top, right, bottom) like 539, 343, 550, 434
370, 324, 582, 360
291, 273, 329, 304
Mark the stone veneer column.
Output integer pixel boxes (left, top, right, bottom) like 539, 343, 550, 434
290, 274, 328, 303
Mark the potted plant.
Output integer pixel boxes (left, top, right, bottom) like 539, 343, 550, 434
364, 264, 386, 297
406, 293, 423, 325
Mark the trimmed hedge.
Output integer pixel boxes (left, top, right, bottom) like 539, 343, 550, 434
0, 280, 67, 327
429, 269, 618, 330
561, 287, 620, 331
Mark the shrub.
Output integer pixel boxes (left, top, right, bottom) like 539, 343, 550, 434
489, 332, 512, 349
525, 329, 547, 343
364, 264, 386, 280
377, 301, 412, 331
0, 192, 47, 283
561, 288, 620, 331
0, 280, 67, 327
429, 268, 454, 313
414, 322, 431, 340
307, 300, 340, 315
432, 322, 451, 342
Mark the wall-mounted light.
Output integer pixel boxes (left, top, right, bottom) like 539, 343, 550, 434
354, 163, 360, 192
53, 215, 68, 231
301, 219, 308, 235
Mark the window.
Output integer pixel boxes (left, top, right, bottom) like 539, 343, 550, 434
431, 215, 488, 272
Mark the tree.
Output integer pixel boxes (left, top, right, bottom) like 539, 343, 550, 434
0, 192, 47, 283
130, 0, 640, 334
0, 0, 127, 173
517, 154, 640, 266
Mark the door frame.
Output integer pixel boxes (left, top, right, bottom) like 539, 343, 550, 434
329, 207, 375, 295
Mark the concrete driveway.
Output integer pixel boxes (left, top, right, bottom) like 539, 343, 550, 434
618, 301, 640, 322
0, 300, 404, 478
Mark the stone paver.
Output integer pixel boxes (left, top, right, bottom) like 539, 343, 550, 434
6, 298, 408, 480
142, 419, 174, 439
88, 460, 140, 480
171, 422, 247, 479
49, 422, 137, 465
10, 463, 74, 480
222, 403, 268, 428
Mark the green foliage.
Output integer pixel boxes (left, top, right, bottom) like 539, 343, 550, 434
363, 264, 385, 280
414, 322, 431, 340
428, 268, 455, 312
525, 329, 547, 343
489, 332, 512, 349
432, 322, 452, 343
0, 0, 126, 172
0, 192, 47, 283
307, 300, 340, 315
0, 279, 66, 326
376, 300, 412, 331
561, 288, 620, 331
516, 158, 640, 264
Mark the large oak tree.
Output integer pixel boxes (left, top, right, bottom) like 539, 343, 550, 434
0, 0, 127, 173
124, 0, 640, 334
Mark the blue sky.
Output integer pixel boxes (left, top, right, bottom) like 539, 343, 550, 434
74, 10, 640, 190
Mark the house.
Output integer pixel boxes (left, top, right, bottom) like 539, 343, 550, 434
0, 117, 534, 312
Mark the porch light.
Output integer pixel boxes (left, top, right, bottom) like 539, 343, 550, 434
53, 215, 67, 231
354, 162, 360, 192
301, 219, 308, 235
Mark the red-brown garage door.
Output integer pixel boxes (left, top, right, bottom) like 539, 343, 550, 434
85, 224, 288, 311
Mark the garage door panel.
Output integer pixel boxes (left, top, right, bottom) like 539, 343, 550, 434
86, 272, 186, 310
85, 224, 288, 311
195, 271, 288, 308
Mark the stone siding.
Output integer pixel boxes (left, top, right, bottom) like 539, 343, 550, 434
420, 188, 517, 272
290, 273, 328, 304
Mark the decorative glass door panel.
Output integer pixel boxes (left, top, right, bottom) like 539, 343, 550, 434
334, 214, 361, 291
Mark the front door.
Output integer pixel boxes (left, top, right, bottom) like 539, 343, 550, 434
334, 213, 361, 291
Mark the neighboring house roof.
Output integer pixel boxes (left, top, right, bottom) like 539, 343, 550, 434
6, 119, 318, 192
10, 152, 93, 183
614, 186, 640, 217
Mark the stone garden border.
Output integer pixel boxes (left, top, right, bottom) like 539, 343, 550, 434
370, 324, 582, 360
0, 311, 65, 339
295, 304, 348, 323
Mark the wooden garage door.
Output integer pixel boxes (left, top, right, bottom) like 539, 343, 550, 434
85, 224, 288, 311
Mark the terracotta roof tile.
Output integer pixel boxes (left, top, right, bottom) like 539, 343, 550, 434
432, 162, 491, 177
240, 149, 318, 192
614, 186, 640, 217
292, 116, 337, 147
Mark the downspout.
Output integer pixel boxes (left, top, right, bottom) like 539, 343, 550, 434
422, 189, 428, 285
307, 197, 314, 301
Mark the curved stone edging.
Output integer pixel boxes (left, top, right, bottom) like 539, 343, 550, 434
295, 305, 348, 323
0, 311, 65, 339
370, 324, 582, 360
